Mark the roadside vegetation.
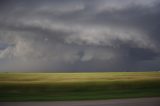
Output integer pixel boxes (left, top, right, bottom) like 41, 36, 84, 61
0, 72, 160, 101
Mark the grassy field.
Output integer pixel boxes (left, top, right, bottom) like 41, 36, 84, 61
0, 72, 160, 101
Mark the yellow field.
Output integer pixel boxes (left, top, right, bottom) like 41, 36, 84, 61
0, 72, 160, 101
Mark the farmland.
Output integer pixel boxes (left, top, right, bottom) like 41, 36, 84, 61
0, 72, 160, 101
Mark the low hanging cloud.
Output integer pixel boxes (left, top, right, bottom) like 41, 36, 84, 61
0, 0, 160, 72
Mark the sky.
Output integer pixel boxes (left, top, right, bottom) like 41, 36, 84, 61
0, 0, 160, 72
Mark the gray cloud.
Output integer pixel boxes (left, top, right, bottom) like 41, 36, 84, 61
0, 0, 160, 72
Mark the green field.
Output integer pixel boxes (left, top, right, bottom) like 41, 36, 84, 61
0, 72, 160, 101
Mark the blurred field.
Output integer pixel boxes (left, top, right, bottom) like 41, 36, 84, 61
0, 72, 160, 101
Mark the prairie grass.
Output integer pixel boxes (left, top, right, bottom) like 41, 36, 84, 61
0, 72, 160, 101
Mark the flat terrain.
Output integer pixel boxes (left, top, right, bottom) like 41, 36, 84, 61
1, 97, 160, 106
0, 72, 160, 101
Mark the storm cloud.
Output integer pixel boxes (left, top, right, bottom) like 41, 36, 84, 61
0, 0, 160, 72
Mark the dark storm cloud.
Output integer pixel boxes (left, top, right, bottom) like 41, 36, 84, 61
0, 0, 160, 72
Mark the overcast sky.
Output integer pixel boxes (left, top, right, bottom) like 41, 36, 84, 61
0, 0, 160, 72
